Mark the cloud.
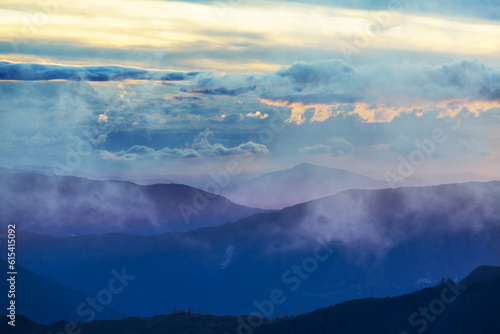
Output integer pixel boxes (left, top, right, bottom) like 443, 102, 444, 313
181, 0, 500, 21
98, 113, 108, 123
98, 128, 268, 161
3, 0, 500, 74
276, 59, 354, 86
1, 62, 499, 178
2, 59, 500, 125
0, 61, 200, 81
191, 59, 500, 104
299, 137, 354, 156
246, 111, 268, 119
295, 181, 500, 253
190, 85, 257, 96
220, 114, 243, 124
185, 58, 500, 123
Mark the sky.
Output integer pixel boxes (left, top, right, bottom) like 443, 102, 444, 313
0, 0, 499, 183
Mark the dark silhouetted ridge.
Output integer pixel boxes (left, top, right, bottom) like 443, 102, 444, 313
6, 266, 500, 334
460, 265, 500, 285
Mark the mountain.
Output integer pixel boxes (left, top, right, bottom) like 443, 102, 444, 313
254, 267, 500, 334
1, 314, 254, 334
0, 259, 125, 325
421, 172, 495, 185
5, 266, 500, 334
220, 163, 388, 209
0, 316, 42, 334
0, 170, 266, 235
6, 181, 500, 319
460, 265, 500, 285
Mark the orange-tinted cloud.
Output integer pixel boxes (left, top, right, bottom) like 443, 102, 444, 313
260, 98, 500, 124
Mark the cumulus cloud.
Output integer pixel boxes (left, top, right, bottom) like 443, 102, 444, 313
299, 137, 354, 156
0, 61, 200, 81
184, 58, 500, 123
1, 61, 499, 177
276, 59, 354, 86
4, 58, 499, 124
99, 128, 268, 161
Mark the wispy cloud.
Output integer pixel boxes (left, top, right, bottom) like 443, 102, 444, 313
2, 0, 500, 71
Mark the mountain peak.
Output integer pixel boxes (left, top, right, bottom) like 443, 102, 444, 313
294, 162, 317, 168
292, 163, 325, 170
224, 163, 384, 209
460, 265, 500, 285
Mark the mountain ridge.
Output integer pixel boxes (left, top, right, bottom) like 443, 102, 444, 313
4, 265, 499, 334
0, 170, 266, 235
7, 181, 500, 319
0, 259, 126, 325
221, 163, 412, 209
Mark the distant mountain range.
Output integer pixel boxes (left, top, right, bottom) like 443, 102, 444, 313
421, 172, 496, 186
6, 181, 500, 320
220, 163, 398, 209
0, 259, 125, 325
0, 170, 266, 235
4, 265, 500, 334
124, 163, 424, 210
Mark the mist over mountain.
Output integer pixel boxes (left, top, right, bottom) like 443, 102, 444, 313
7, 181, 500, 319
0, 170, 265, 235
3, 0, 500, 332
220, 163, 390, 209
